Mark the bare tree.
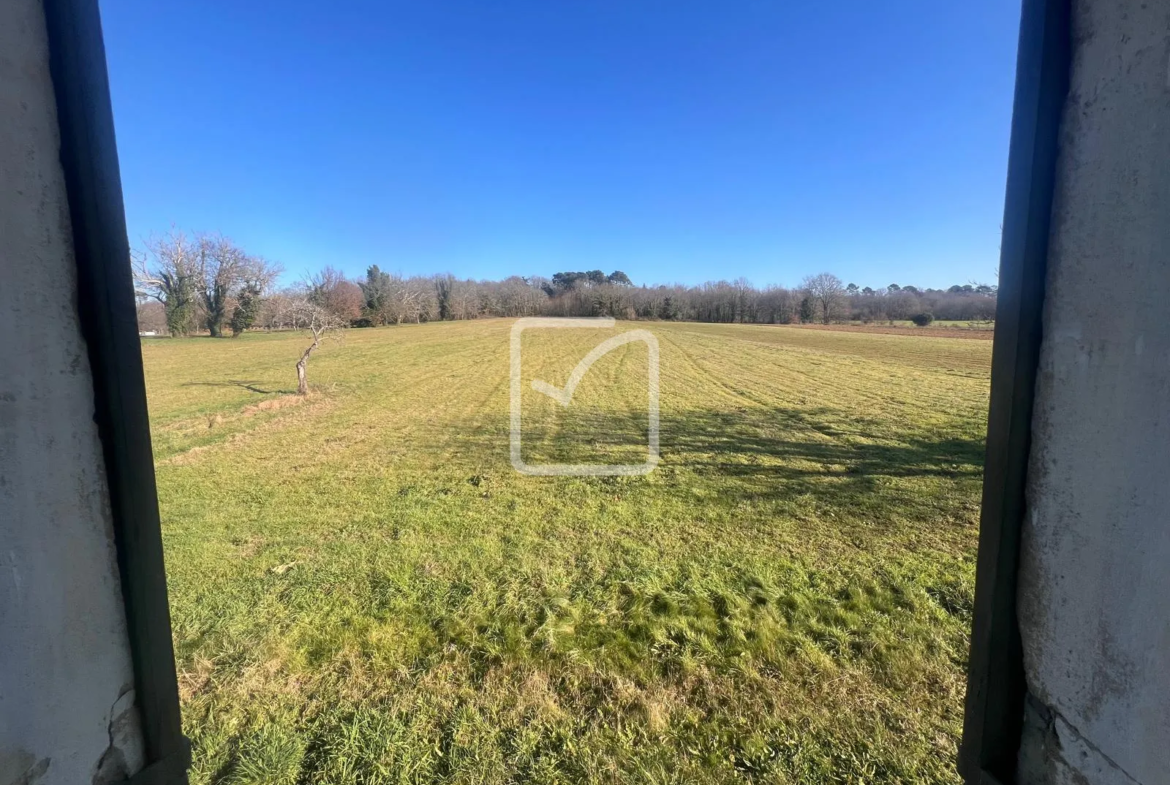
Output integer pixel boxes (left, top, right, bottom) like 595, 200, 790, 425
307, 266, 363, 322
135, 299, 167, 334
757, 285, 796, 324
256, 289, 299, 331
196, 235, 281, 337
497, 276, 542, 317
133, 230, 280, 337
802, 272, 845, 324
451, 279, 479, 320
400, 277, 432, 323
132, 229, 201, 336
732, 277, 755, 323
357, 266, 428, 324
288, 299, 346, 395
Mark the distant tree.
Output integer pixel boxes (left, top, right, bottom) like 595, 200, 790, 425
230, 282, 262, 336
846, 282, 859, 296
730, 277, 756, 322
133, 230, 201, 336
135, 299, 167, 334
255, 289, 301, 331
607, 270, 633, 286
910, 312, 935, 327
196, 237, 238, 337
358, 266, 423, 324
802, 272, 845, 324
359, 266, 392, 324
586, 270, 608, 287
403, 277, 435, 323
307, 266, 363, 323
435, 274, 455, 320
193, 235, 280, 337
550, 271, 582, 293
799, 297, 815, 323
757, 285, 796, 324
658, 296, 678, 320
450, 279, 480, 320
888, 283, 901, 292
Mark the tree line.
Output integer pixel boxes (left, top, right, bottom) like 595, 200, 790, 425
134, 231, 997, 337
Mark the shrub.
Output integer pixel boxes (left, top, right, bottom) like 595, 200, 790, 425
910, 312, 935, 327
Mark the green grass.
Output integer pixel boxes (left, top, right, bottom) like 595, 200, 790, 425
144, 319, 990, 784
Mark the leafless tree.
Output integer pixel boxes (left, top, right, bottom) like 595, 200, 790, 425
288, 299, 346, 395
255, 289, 297, 331
357, 267, 435, 324
401, 277, 435, 323
132, 229, 202, 336
135, 299, 167, 334
802, 272, 845, 324
451, 279, 479, 320
196, 235, 281, 337
133, 230, 280, 336
307, 266, 364, 322
495, 276, 544, 317
756, 285, 797, 324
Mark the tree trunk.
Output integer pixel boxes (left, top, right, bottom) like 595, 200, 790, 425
296, 337, 319, 395
296, 357, 308, 395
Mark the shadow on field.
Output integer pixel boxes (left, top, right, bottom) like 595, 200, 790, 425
662, 406, 983, 478
418, 404, 985, 509
181, 379, 288, 395
647, 405, 985, 514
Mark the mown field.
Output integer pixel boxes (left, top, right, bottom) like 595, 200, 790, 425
143, 319, 990, 784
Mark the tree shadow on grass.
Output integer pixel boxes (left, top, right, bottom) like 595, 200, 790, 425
406, 403, 985, 512
181, 380, 287, 395
661, 406, 983, 477
648, 405, 985, 513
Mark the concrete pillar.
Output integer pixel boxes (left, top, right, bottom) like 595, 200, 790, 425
0, 0, 147, 782
1016, 1, 1170, 783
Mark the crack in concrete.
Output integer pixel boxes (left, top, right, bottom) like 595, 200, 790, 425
1031, 693, 1144, 785
92, 684, 143, 785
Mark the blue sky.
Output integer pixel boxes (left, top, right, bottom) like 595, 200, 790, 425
100, 1, 1020, 290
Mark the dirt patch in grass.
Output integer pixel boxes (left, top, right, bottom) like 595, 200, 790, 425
243, 394, 310, 415
158, 395, 333, 465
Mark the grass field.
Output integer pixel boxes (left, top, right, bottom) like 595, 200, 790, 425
143, 319, 990, 784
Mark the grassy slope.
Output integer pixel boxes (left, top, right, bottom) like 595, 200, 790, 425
143, 320, 990, 784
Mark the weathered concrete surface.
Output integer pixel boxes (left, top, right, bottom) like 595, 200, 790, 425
1017, 1, 1170, 783
0, 0, 146, 783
